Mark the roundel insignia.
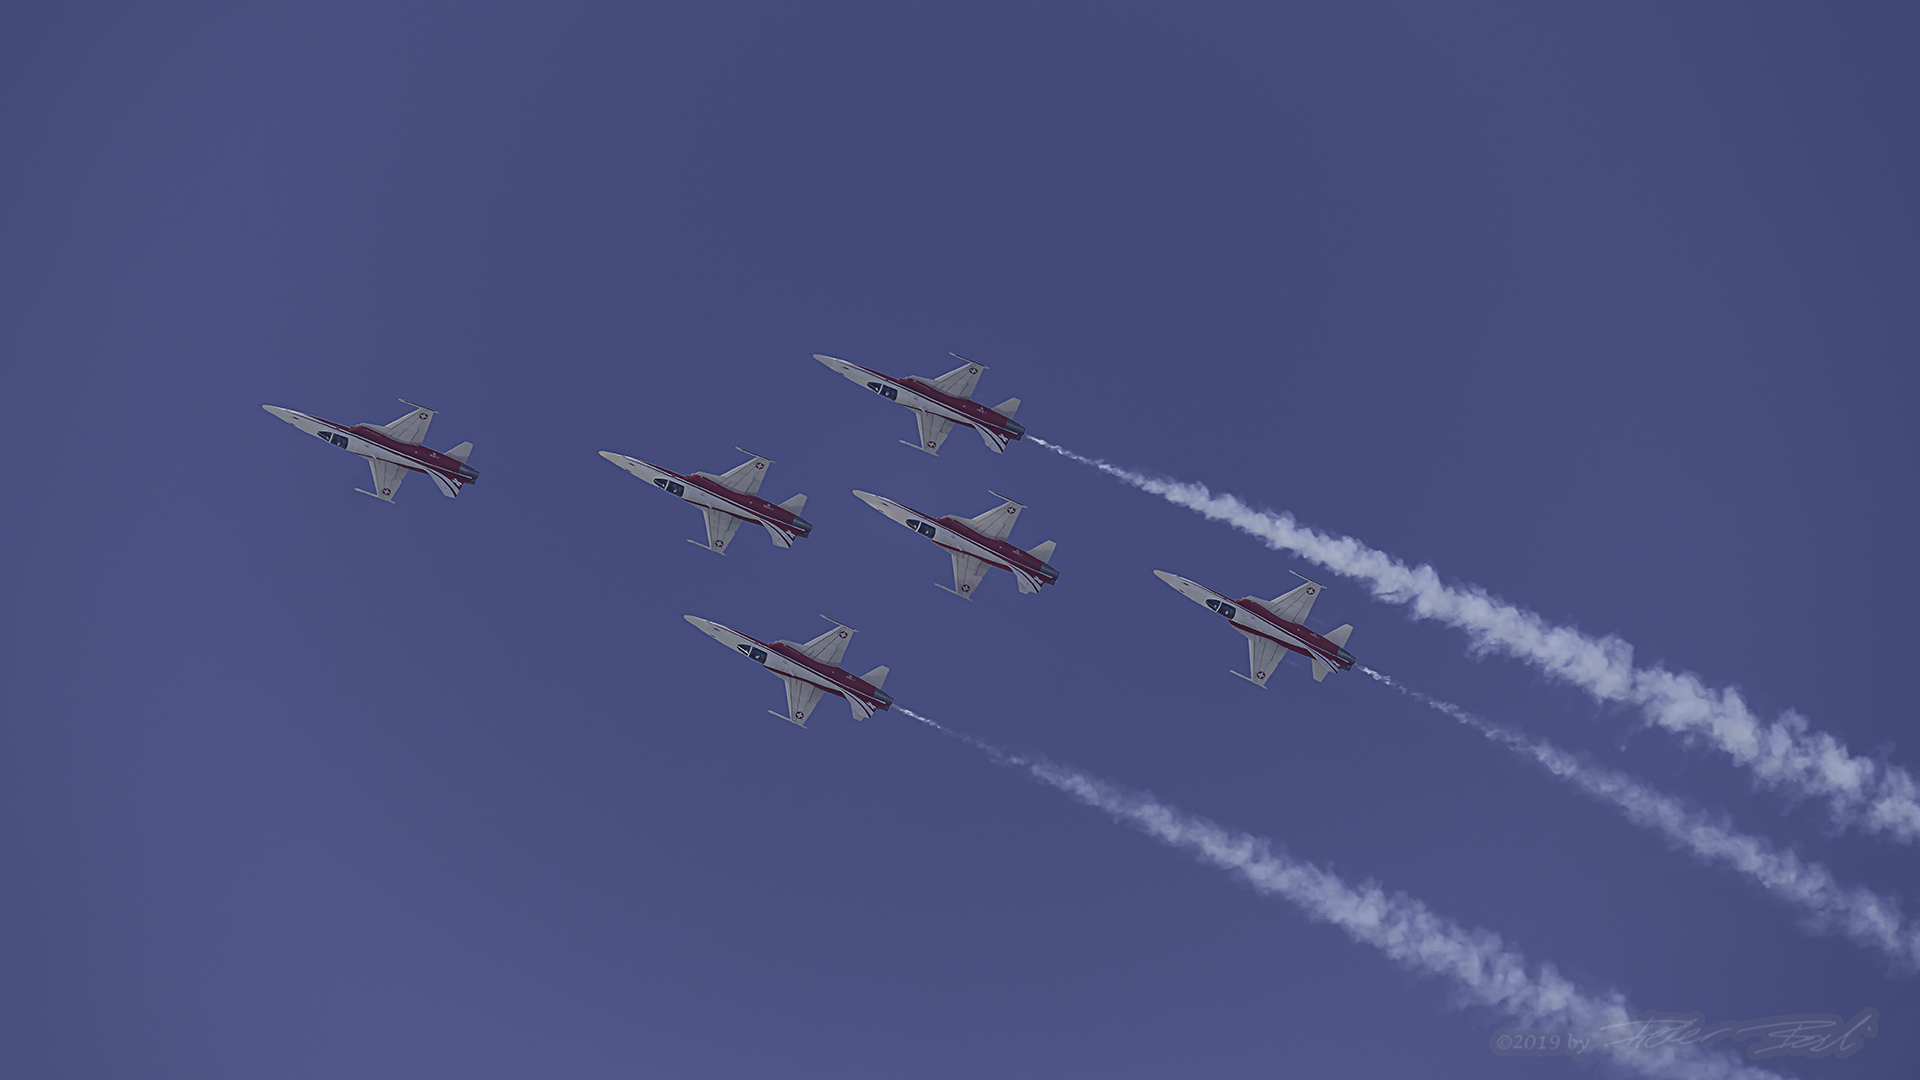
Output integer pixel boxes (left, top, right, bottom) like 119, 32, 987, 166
794, 711, 804, 720
1307, 587, 1316, 594
419, 412, 428, 419
927, 440, 937, 448
969, 367, 978, 374
755, 462, 763, 469
960, 584, 970, 592
382, 488, 392, 495
1257, 671, 1267, 679
1006, 507, 1015, 514
714, 540, 724, 548
838, 630, 847, 638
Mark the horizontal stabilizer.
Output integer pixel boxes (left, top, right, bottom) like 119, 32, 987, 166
862, 665, 889, 691
1325, 624, 1353, 647
446, 441, 474, 463
1027, 539, 1056, 561
992, 397, 1021, 418
1311, 658, 1331, 682
779, 492, 808, 513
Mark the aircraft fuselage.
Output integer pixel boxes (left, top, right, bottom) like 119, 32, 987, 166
689, 617, 893, 717
611, 455, 813, 547
821, 357, 1026, 452
857, 492, 1059, 594
265, 406, 477, 493
1214, 595, 1355, 673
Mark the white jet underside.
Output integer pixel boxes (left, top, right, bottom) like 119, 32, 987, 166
1153, 570, 1348, 687
600, 450, 806, 553
853, 490, 1052, 599
816, 354, 1016, 455
685, 616, 881, 727
263, 403, 466, 502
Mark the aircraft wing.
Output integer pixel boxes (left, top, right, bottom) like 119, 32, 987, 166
948, 552, 991, 599
712, 453, 772, 497
780, 677, 825, 726
795, 623, 855, 667
1266, 580, 1322, 624
1242, 631, 1287, 687
927, 356, 986, 400
913, 411, 954, 454
361, 458, 406, 502
966, 497, 1024, 541
379, 405, 435, 445
701, 508, 745, 554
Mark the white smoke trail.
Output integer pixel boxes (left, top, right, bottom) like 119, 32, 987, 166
897, 707, 1775, 1079
1357, 669, 1920, 973
1028, 436, 1920, 843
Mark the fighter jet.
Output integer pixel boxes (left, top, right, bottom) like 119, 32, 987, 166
600, 449, 812, 554
815, 353, 1026, 455
262, 400, 478, 501
853, 490, 1059, 599
1154, 570, 1355, 685
684, 615, 893, 727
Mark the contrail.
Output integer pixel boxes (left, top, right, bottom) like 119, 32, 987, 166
897, 707, 1775, 1079
1027, 436, 1920, 844
1358, 668, 1920, 973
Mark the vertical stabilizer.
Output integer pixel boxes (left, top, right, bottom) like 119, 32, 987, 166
862, 665, 889, 691
1027, 540, 1056, 561
779, 493, 808, 513
992, 397, 1021, 418
447, 441, 474, 463
1325, 624, 1353, 647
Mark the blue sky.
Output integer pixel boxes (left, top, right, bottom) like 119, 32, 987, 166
3, 3, 1916, 1077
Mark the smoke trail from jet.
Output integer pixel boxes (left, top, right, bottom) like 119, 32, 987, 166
1026, 436, 1920, 844
896, 707, 1775, 1079
1357, 669, 1920, 973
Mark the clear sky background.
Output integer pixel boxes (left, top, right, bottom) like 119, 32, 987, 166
3, 3, 1916, 1077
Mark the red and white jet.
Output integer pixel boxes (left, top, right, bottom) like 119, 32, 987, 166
599, 448, 813, 554
815, 353, 1026, 455
1155, 570, 1356, 685
684, 615, 894, 727
853, 490, 1059, 599
262, 400, 478, 501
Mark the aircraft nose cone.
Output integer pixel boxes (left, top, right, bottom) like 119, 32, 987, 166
851, 490, 890, 513
262, 405, 297, 423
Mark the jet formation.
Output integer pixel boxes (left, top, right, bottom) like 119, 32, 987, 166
264, 355, 1354, 726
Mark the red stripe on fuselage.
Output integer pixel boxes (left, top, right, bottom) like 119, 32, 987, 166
309, 414, 471, 486
766, 641, 887, 706
1236, 598, 1349, 669
934, 516, 1054, 581
847, 362, 1022, 442
679, 473, 806, 530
